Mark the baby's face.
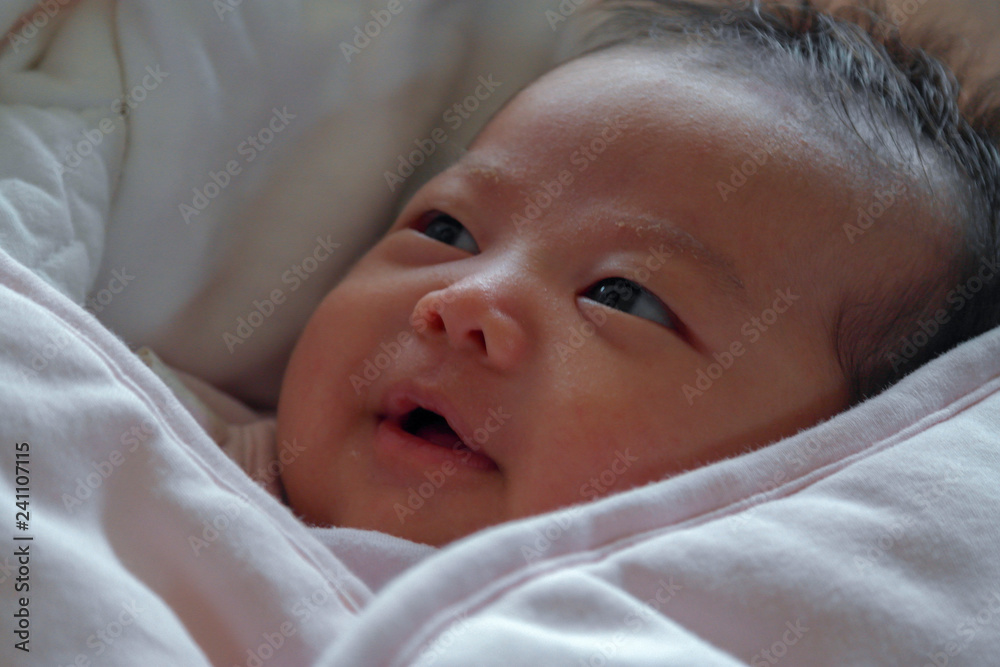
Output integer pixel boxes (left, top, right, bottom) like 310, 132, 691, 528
275, 48, 900, 546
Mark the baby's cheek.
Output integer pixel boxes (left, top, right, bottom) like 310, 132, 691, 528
538, 447, 646, 511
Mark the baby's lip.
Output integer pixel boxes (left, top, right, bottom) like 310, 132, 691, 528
377, 380, 487, 459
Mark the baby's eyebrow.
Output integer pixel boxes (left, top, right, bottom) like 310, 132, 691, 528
611, 216, 751, 307
450, 156, 750, 307
450, 153, 519, 187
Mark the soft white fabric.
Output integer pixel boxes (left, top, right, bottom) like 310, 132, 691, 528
5, 234, 1000, 663
144, 349, 440, 592
150, 346, 444, 595
1, 230, 369, 664
136, 347, 284, 495
2, 0, 999, 665
311, 528, 440, 595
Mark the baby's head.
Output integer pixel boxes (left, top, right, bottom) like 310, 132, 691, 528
276, 0, 1000, 546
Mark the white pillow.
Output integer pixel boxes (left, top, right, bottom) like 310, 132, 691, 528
89, 0, 570, 407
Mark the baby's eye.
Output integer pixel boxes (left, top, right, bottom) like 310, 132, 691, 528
583, 278, 675, 329
419, 212, 480, 254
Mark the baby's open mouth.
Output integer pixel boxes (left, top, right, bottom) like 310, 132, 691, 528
399, 407, 472, 452
376, 382, 499, 470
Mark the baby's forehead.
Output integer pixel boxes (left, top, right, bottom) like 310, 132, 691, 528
464, 47, 954, 278
552, 47, 925, 172
518, 49, 858, 173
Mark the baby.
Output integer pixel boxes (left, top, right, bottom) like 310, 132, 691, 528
162, 0, 1000, 547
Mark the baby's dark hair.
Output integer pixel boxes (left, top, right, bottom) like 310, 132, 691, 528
576, 0, 1000, 404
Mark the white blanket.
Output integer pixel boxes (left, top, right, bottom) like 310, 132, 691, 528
2, 0, 999, 665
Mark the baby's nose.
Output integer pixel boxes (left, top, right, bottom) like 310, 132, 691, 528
410, 278, 528, 371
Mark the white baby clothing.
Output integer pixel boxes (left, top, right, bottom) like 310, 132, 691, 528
136, 347, 438, 591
